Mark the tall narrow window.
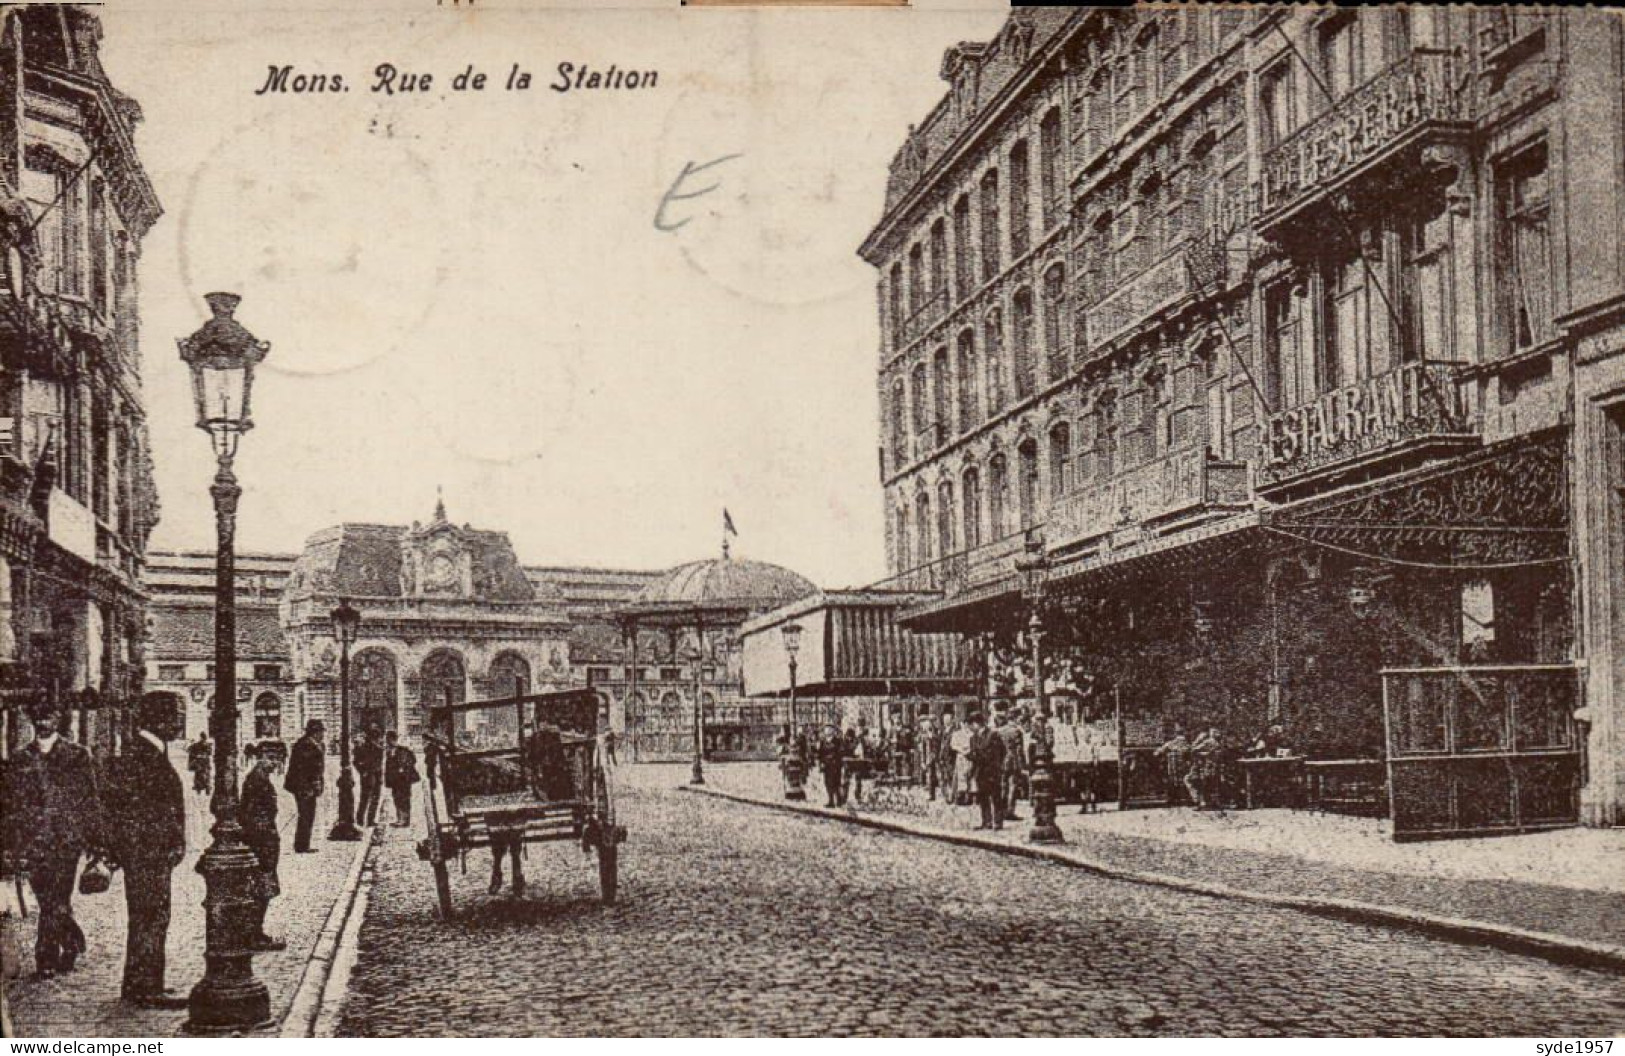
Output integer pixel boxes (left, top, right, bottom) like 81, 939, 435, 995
962, 467, 982, 550
956, 329, 978, 428
1012, 289, 1036, 400
61, 175, 83, 298
1084, 68, 1111, 159
1048, 422, 1072, 500
1265, 280, 1309, 410
929, 219, 947, 301
890, 380, 907, 467
916, 491, 933, 566
1039, 109, 1063, 230
1404, 204, 1454, 361
1259, 61, 1296, 149
896, 504, 911, 571
1322, 15, 1366, 103
89, 183, 109, 314
908, 243, 925, 317
1017, 439, 1040, 530
989, 454, 1009, 538
1497, 143, 1553, 353
952, 195, 973, 298
931, 346, 950, 442
1009, 141, 1031, 259
910, 362, 928, 438
1325, 252, 1369, 389
1043, 264, 1068, 381
888, 263, 904, 351
1097, 393, 1119, 480
985, 309, 1005, 412
937, 481, 956, 559
980, 169, 1001, 280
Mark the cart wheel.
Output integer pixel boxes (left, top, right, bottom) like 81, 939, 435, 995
432, 857, 454, 920
598, 841, 618, 905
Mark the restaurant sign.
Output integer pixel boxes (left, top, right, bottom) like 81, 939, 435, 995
1262, 361, 1469, 485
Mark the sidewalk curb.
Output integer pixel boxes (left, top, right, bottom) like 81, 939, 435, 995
683, 784, 1625, 976
279, 828, 376, 1038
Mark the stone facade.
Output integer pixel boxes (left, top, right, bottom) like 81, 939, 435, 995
0, 6, 162, 759
863, 8, 1625, 830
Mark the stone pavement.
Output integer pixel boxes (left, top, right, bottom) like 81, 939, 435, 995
2, 750, 368, 1037
335, 767, 1625, 1036
693, 762, 1625, 967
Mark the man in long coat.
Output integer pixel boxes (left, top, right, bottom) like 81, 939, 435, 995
284, 720, 326, 852
240, 742, 285, 949
967, 712, 1007, 831
104, 692, 187, 1007
5, 696, 101, 979
355, 729, 384, 827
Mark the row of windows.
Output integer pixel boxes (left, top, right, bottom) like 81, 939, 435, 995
154, 663, 284, 682
888, 263, 1071, 471
884, 108, 1067, 356
20, 160, 140, 351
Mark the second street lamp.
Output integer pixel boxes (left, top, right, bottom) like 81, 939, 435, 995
1016, 533, 1064, 845
780, 622, 806, 801
179, 292, 272, 1033
328, 599, 362, 841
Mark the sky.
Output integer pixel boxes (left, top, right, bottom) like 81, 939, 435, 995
91, 0, 1010, 587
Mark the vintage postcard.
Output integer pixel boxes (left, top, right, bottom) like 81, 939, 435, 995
1, 0, 1624, 1041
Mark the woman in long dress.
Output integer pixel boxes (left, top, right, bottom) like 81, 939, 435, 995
948, 717, 974, 806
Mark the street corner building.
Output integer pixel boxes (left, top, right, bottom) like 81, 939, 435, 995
861, 7, 1625, 837
0, 5, 162, 759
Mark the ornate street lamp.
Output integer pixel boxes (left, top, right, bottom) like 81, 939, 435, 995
780, 622, 806, 801
328, 599, 363, 840
178, 292, 272, 1033
1015, 532, 1064, 845
686, 635, 706, 785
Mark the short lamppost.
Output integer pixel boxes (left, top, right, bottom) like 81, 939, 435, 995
179, 292, 273, 1033
1015, 533, 1064, 845
327, 599, 362, 841
780, 622, 806, 801
686, 636, 706, 786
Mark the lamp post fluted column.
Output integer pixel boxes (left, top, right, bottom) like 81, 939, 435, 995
186, 452, 271, 1031
328, 599, 361, 841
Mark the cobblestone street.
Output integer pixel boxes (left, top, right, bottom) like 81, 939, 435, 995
336, 766, 1625, 1037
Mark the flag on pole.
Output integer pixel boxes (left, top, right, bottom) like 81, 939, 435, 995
723, 508, 738, 537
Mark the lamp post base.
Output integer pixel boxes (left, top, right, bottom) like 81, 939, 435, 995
1027, 756, 1066, 846
689, 761, 705, 786
184, 838, 272, 1034
329, 766, 361, 841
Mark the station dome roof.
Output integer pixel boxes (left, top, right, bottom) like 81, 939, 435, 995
630, 555, 816, 616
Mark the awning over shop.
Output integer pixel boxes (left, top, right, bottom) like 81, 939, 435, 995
1262, 430, 1568, 568
1046, 510, 1266, 595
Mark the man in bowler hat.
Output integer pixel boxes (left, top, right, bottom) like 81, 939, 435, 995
4, 695, 101, 978
284, 719, 326, 852
967, 712, 1007, 830
239, 742, 285, 950
103, 691, 188, 1007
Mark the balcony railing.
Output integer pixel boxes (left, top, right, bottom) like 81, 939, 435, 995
1258, 361, 1475, 488
1048, 448, 1251, 550
1256, 50, 1469, 223
874, 530, 1032, 598
1082, 250, 1192, 353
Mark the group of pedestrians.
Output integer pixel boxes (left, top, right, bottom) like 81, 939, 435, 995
1, 697, 422, 1010
790, 708, 1050, 830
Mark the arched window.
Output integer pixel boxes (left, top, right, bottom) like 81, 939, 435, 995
962, 467, 983, 549
915, 490, 933, 566
1043, 264, 1068, 382
888, 262, 903, 351
984, 309, 1005, 412
1049, 422, 1072, 500
952, 195, 973, 298
896, 503, 911, 570
956, 329, 978, 428
420, 648, 469, 741
890, 379, 907, 468
1009, 140, 1030, 258
908, 242, 924, 316
932, 346, 951, 441
490, 652, 531, 699
929, 219, 947, 297
1018, 439, 1040, 529
1012, 289, 1036, 399
937, 480, 956, 559
989, 454, 1009, 538
253, 692, 282, 741
1039, 109, 1064, 229
910, 361, 928, 437
980, 169, 1001, 280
